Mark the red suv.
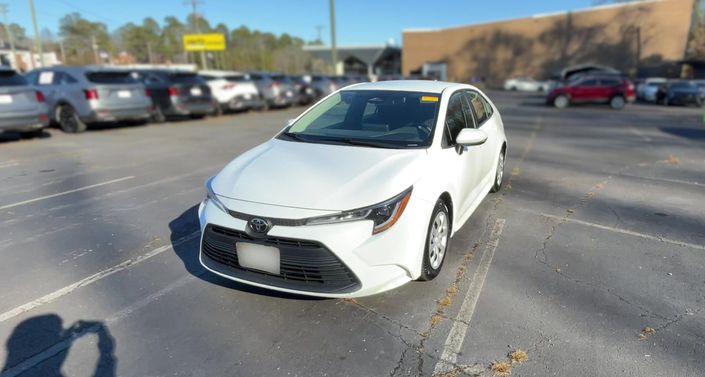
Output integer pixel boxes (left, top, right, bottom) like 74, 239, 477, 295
547, 76, 636, 110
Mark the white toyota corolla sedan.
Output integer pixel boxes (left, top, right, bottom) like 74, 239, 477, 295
198, 80, 507, 297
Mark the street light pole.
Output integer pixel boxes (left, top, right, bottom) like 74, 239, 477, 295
329, 0, 337, 75
27, 0, 45, 67
188, 0, 207, 69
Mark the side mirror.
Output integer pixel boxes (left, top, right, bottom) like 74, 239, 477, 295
456, 128, 488, 146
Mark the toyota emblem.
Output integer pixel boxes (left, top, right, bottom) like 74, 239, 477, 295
248, 218, 271, 234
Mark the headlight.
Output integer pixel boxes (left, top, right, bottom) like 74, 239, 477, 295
304, 187, 412, 234
205, 176, 228, 213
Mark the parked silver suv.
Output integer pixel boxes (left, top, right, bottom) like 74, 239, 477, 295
0, 68, 49, 138
25, 66, 152, 133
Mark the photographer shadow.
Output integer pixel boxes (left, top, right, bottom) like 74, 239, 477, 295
1, 314, 116, 377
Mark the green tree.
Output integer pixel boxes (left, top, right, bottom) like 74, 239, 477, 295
59, 12, 111, 65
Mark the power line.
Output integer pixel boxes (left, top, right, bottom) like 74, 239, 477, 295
54, 0, 123, 25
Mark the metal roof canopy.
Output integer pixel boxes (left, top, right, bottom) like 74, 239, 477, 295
303, 45, 400, 67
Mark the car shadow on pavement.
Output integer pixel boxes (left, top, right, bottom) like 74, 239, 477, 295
1, 314, 116, 377
0, 130, 52, 144
169, 205, 326, 301
660, 127, 705, 142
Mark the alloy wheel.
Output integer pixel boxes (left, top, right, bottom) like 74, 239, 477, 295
428, 211, 449, 269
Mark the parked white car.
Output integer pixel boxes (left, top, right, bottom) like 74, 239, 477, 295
199, 70, 262, 113
636, 77, 667, 102
198, 80, 508, 297
504, 77, 548, 92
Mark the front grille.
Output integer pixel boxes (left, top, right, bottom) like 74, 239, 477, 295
201, 224, 361, 293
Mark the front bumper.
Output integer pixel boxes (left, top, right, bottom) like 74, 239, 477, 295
197, 194, 433, 298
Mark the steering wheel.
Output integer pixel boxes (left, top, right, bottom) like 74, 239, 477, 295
406, 122, 432, 138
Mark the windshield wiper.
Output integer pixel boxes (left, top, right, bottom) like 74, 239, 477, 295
334, 138, 404, 149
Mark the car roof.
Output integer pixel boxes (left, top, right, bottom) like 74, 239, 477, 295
344, 80, 463, 94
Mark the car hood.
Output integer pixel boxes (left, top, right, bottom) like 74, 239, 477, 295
211, 138, 428, 211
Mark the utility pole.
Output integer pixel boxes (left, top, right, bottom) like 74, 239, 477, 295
315, 25, 324, 44
329, 0, 337, 74
27, 0, 45, 67
59, 40, 66, 64
91, 35, 100, 64
186, 0, 207, 69
147, 42, 154, 64
0, 4, 18, 70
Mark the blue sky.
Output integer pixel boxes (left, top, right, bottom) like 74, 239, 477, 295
9, 0, 597, 46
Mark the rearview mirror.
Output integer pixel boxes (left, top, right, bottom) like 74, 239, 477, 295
456, 128, 488, 146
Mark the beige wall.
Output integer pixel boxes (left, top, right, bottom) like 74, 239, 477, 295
402, 0, 694, 84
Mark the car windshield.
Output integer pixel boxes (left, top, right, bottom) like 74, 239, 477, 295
671, 81, 695, 89
85, 71, 137, 84
0, 71, 27, 86
169, 73, 203, 84
278, 90, 441, 149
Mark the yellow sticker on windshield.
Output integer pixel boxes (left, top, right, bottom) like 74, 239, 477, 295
421, 96, 439, 103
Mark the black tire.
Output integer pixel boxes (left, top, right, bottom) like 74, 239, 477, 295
609, 95, 626, 110
553, 95, 569, 109
418, 200, 451, 281
510, 86, 517, 91
57, 105, 87, 133
490, 149, 506, 193
211, 101, 224, 117
152, 106, 166, 123
189, 114, 206, 120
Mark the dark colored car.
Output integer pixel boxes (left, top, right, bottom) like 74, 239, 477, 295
290, 75, 317, 105
246, 72, 294, 109
0, 68, 49, 138
309, 75, 337, 98
656, 80, 704, 106
131, 70, 214, 122
546, 76, 635, 110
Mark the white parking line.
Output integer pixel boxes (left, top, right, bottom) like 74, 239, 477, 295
0, 176, 135, 211
0, 230, 201, 323
433, 218, 505, 375
628, 125, 652, 142
539, 212, 705, 251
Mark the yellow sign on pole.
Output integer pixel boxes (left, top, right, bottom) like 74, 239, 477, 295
183, 34, 226, 51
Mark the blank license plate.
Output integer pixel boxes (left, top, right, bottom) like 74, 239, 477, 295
0, 95, 13, 104
191, 87, 202, 96
236, 242, 280, 274
117, 90, 131, 98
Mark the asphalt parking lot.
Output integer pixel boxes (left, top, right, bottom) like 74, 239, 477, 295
0, 91, 703, 377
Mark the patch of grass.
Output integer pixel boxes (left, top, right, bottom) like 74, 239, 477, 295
508, 350, 528, 364
490, 361, 512, 376
639, 326, 656, 340
431, 314, 444, 327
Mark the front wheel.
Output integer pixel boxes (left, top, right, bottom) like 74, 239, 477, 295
490, 150, 505, 193
418, 200, 451, 281
57, 105, 87, 133
610, 96, 626, 110
553, 95, 569, 109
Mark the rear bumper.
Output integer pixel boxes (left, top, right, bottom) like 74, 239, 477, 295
0, 113, 49, 132
222, 95, 264, 111
167, 101, 214, 116
85, 107, 151, 122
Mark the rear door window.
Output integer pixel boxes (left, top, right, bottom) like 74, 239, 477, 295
466, 91, 491, 126
0, 71, 28, 86
86, 71, 138, 84
600, 78, 621, 87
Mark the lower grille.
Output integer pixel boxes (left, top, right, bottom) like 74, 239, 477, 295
201, 224, 361, 293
